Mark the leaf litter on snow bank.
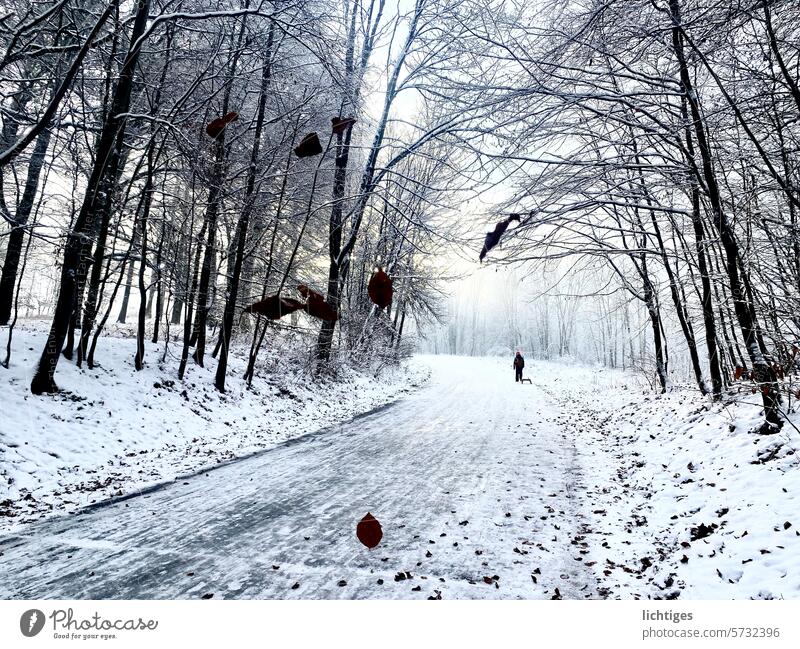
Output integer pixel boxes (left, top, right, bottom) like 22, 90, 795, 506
547, 364, 800, 599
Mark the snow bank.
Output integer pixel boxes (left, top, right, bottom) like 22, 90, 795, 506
551, 367, 800, 599
0, 323, 429, 533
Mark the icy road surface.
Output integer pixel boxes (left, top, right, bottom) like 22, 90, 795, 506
1, 356, 605, 599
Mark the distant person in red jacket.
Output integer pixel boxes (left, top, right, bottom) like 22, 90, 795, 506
513, 351, 525, 383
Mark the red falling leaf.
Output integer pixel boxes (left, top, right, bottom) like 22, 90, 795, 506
206, 112, 238, 138
356, 512, 383, 549
243, 295, 305, 320
331, 116, 357, 135
294, 132, 323, 157
733, 366, 745, 381
479, 214, 521, 262
304, 294, 338, 322
368, 268, 393, 308
297, 284, 324, 301
298, 285, 338, 321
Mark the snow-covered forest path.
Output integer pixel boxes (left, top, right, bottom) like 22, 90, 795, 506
1, 356, 605, 599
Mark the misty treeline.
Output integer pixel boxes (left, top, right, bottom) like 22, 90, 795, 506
425, 267, 655, 375
0, 0, 491, 394
414, 0, 800, 433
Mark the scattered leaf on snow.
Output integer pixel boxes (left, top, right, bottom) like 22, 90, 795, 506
356, 512, 383, 549
689, 523, 717, 541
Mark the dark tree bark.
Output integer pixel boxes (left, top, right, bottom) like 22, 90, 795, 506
678, 93, 723, 397
151, 216, 166, 344
0, 125, 51, 324
191, 21, 247, 368
669, 0, 781, 431
215, 23, 275, 392
116, 238, 136, 324
316, 1, 365, 364
178, 214, 206, 380
30, 0, 151, 394
135, 26, 173, 369
134, 150, 155, 370
315, 125, 353, 363
630, 142, 706, 395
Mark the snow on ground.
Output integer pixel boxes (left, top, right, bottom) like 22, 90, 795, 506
1, 355, 613, 599
0, 322, 429, 533
2, 342, 798, 599
548, 366, 800, 599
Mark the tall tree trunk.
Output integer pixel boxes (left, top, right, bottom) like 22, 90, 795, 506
0, 125, 51, 324
116, 240, 136, 324
134, 152, 155, 370
316, 0, 383, 363
191, 134, 225, 367
191, 19, 247, 367
151, 216, 166, 343
134, 26, 172, 368
680, 94, 723, 396
30, 0, 151, 394
632, 145, 706, 394
179, 214, 206, 380
216, 24, 275, 392
645, 282, 668, 393
669, 0, 781, 431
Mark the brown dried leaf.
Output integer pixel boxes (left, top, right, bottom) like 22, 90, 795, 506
356, 512, 383, 549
